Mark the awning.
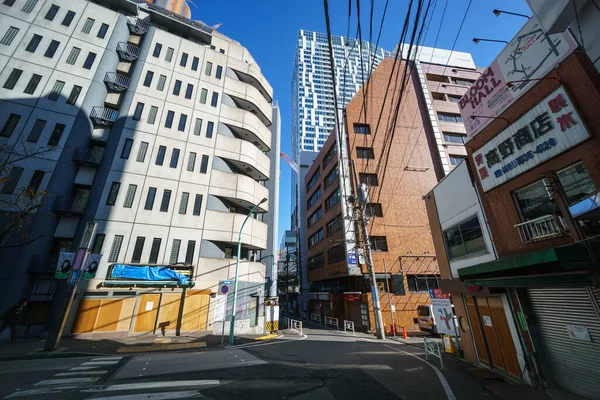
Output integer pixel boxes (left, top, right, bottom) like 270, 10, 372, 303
570, 191, 600, 220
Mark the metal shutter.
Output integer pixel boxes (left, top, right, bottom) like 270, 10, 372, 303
526, 287, 600, 399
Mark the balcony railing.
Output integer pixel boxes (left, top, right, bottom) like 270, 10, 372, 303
104, 72, 131, 91
28, 254, 59, 274
53, 195, 88, 215
116, 42, 140, 61
73, 147, 104, 166
126, 17, 148, 35
515, 214, 566, 244
90, 106, 118, 126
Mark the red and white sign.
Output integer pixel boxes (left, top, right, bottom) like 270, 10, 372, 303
460, 17, 577, 141
472, 87, 589, 192
344, 293, 361, 302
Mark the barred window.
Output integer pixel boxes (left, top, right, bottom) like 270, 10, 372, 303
81, 18, 94, 34
147, 106, 158, 125
108, 235, 124, 262
136, 141, 149, 162
169, 239, 181, 264
187, 152, 196, 171
66, 47, 81, 65
179, 192, 189, 214
193, 118, 203, 135
0, 27, 19, 46
122, 184, 137, 208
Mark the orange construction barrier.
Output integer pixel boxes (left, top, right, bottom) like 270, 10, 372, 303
402, 326, 408, 339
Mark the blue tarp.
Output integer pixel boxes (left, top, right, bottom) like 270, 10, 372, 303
110, 265, 190, 284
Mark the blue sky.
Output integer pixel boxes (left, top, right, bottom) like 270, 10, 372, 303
189, 0, 532, 244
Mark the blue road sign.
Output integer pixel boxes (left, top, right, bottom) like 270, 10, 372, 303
224, 279, 232, 285
221, 285, 229, 294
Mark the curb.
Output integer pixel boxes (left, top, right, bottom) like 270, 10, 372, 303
0, 351, 102, 362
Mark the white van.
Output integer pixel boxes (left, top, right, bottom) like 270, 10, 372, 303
418, 304, 458, 336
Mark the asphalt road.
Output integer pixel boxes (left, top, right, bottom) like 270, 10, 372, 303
0, 326, 499, 399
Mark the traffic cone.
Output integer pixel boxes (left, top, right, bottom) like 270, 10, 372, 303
402, 326, 408, 339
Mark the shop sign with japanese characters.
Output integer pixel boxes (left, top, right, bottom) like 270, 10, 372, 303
472, 87, 589, 192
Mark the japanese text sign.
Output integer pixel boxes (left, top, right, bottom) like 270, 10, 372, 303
460, 17, 577, 141
472, 87, 589, 192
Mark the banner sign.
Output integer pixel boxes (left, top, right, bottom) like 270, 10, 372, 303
472, 87, 589, 192
55, 252, 75, 279
429, 289, 455, 336
82, 253, 102, 280
460, 17, 577, 141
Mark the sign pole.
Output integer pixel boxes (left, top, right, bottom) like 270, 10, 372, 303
383, 259, 395, 337
221, 290, 228, 346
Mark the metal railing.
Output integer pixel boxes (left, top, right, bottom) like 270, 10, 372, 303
424, 337, 444, 369
311, 314, 321, 324
300, 312, 309, 320
126, 17, 149, 35
90, 106, 118, 125
116, 42, 141, 61
290, 319, 303, 335
73, 147, 104, 166
325, 316, 339, 330
104, 72, 131, 91
53, 195, 88, 215
344, 320, 355, 335
28, 254, 59, 274
515, 214, 566, 244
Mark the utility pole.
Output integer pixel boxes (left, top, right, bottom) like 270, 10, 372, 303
285, 250, 290, 312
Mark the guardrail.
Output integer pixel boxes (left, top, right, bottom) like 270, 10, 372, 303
344, 320, 355, 335
290, 319, 303, 335
424, 337, 444, 369
301, 312, 309, 320
311, 314, 321, 324
325, 316, 339, 330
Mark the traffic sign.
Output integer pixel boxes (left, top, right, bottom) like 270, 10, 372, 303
224, 279, 232, 285
221, 285, 229, 294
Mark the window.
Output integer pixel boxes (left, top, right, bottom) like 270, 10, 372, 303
205, 61, 212, 76
152, 43, 162, 58
437, 112, 463, 123
356, 147, 374, 159
365, 203, 383, 217
210, 92, 219, 107
24, 74, 42, 94
513, 180, 555, 222
1, 114, 20, 138
170, 148, 180, 168
3, 69, 22, 90
108, 235, 124, 262
325, 167, 338, 189
306, 170, 320, 192
0, 27, 19, 46
185, 240, 195, 264
326, 214, 343, 236
323, 145, 337, 167
187, 152, 196, 171
147, 106, 158, 125
209, 45, 215, 50
206, 121, 214, 138
326, 188, 340, 210
369, 236, 388, 251
191, 56, 199, 71
407, 275, 440, 293
180, 52, 188, 67
1, 167, 23, 194
185, 83, 193, 99
432, 92, 446, 100
81, 18, 94, 34
193, 194, 203, 216
308, 207, 322, 227
155, 145, 166, 165
106, 182, 121, 206
173, 79, 182, 96
62, 10, 75, 27
426, 73, 448, 83
215, 65, 223, 79
47, 123, 65, 146
44, 4, 59, 21
122, 184, 137, 208
193, 118, 203, 136
143, 70, 154, 87
160, 189, 171, 212
121, 138, 133, 159
219, 49, 225, 54
149, 238, 161, 264
165, 47, 174, 62
200, 155, 209, 174
308, 229, 324, 248
308, 253, 324, 270
353, 123, 370, 134
328, 245, 345, 264
25, 34, 42, 52
178, 114, 187, 132
224, 247, 233, 258
27, 119, 46, 143
157, 74, 167, 91
451, 78, 475, 86
359, 173, 378, 186
92, 234, 105, 254
179, 192, 189, 214
448, 95, 461, 103
169, 239, 181, 263
307, 187, 321, 209
66, 85, 81, 105
136, 141, 149, 162
199, 88, 208, 104
44, 40, 60, 58
165, 111, 174, 128
443, 215, 486, 259
98, 23, 108, 38
449, 155, 465, 166
132, 102, 144, 121
66, 46, 81, 65
443, 133, 466, 144
131, 237, 145, 263
83, 52, 96, 69
557, 162, 595, 205
26, 170, 44, 194
144, 187, 157, 210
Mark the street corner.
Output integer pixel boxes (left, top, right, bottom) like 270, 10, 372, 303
253, 333, 280, 341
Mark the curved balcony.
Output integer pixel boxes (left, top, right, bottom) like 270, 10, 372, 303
116, 42, 140, 61
104, 72, 131, 92
202, 210, 268, 250
219, 103, 271, 151
224, 77, 272, 127
53, 194, 88, 215
126, 17, 148, 35
90, 106, 118, 126
195, 258, 265, 283
73, 147, 104, 166
227, 57, 273, 103
214, 134, 270, 181
209, 170, 269, 213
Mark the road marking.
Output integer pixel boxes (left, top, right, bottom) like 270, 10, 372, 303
383, 344, 456, 400
35, 377, 100, 386
55, 370, 108, 376
86, 390, 204, 400
4, 387, 81, 398
234, 334, 308, 349
81, 361, 121, 366
69, 366, 102, 371
92, 357, 122, 361
94, 380, 220, 392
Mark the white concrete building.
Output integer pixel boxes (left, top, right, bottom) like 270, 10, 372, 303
0, 0, 274, 337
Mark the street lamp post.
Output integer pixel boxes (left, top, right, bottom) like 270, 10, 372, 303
493, 9, 530, 19
473, 38, 509, 45
229, 197, 268, 346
